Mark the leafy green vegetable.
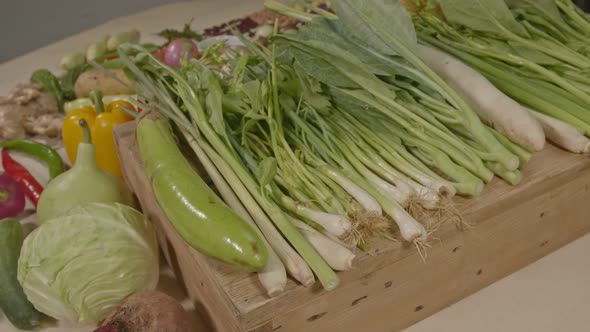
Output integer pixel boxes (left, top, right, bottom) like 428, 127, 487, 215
437, 0, 590, 68
60, 64, 90, 100
415, 0, 590, 143
440, 0, 529, 36
256, 157, 278, 189
507, 0, 563, 22
332, 0, 419, 57
17, 203, 159, 324
30, 69, 65, 111
157, 22, 203, 44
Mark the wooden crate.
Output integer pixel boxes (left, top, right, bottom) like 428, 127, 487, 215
114, 121, 590, 332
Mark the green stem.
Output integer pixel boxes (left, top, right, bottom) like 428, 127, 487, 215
419, 34, 590, 134
557, 1, 590, 35
90, 90, 105, 114
426, 32, 590, 108
489, 128, 532, 166
78, 119, 92, 143
339, 88, 493, 180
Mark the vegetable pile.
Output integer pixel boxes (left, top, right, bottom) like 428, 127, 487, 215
113, 0, 568, 295
3, 1, 590, 330
409, 0, 590, 153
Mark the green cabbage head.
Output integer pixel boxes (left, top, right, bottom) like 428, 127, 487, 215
17, 202, 160, 324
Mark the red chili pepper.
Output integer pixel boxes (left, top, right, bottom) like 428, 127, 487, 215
1, 149, 44, 207
136, 98, 144, 113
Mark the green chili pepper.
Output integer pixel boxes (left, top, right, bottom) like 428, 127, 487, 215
0, 140, 65, 180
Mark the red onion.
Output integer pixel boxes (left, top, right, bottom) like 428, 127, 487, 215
151, 47, 166, 62
164, 38, 200, 67
0, 172, 26, 219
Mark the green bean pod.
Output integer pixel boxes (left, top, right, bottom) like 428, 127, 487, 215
136, 116, 268, 271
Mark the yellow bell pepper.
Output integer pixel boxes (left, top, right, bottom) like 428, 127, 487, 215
62, 91, 135, 177
63, 94, 138, 114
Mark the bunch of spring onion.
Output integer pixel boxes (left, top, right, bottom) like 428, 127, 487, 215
410, 0, 590, 153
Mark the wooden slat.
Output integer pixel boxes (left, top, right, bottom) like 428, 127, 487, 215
114, 121, 590, 332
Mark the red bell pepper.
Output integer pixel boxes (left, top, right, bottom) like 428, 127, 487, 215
1, 149, 44, 207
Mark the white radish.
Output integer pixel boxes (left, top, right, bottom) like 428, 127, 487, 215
418, 44, 545, 152
528, 109, 590, 154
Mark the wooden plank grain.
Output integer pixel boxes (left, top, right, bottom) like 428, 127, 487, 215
262, 166, 590, 332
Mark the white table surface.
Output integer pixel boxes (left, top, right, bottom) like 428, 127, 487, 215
1, 1, 589, 331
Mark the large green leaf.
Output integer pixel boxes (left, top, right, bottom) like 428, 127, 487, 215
273, 36, 364, 89
508, 42, 562, 65
331, 0, 418, 56
256, 157, 278, 188
439, 0, 528, 37
297, 19, 392, 76
506, 0, 562, 22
